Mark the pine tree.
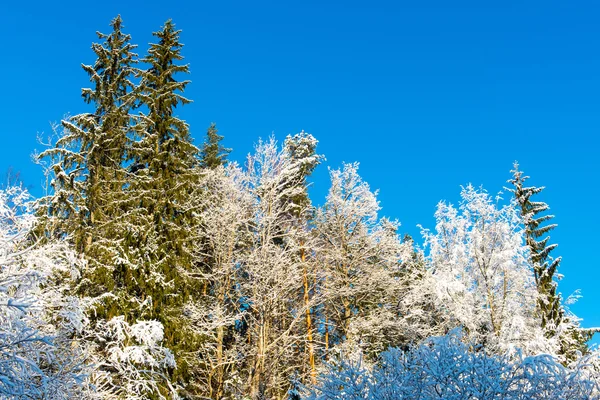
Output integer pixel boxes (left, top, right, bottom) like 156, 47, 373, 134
200, 123, 231, 169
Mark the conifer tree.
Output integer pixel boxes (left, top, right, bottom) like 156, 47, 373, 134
200, 123, 231, 169
38, 17, 184, 398
508, 163, 595, 361
37, 15, 136, 253
36, 14, 142, 318
124, 19, 204, 392
77, 16, 139, 301
508, 163, 561, 330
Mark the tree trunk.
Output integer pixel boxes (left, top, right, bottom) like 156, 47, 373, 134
301, 247, 316, 384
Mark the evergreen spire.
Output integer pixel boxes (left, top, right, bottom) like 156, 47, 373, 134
200, 123, 231, 169
126, 19, 203, 391
508, 162, 561, 329
136, 19, 196, 173
37, 15, 137, 252
508, 162, 594, 361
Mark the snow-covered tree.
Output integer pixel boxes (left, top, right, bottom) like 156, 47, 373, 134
238, 136, 321, 398
187, 164, 252, 398
79, 315, 178, 400
199, 123, 231, 169
17, 16, 600, 398
420, 185, 545, 354
283, 132, 323, 385
0, 185, 87, 398
95, 19, 204, 393
508, 162, 597, 361
36, 15, 137, 252
315, 163, 409, 359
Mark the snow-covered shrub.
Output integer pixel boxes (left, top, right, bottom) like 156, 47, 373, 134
305, 329, 600, 399
82, 315, 178, 400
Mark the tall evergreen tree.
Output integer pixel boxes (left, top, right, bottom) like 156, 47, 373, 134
200, 123, 231, 169
36, 17, 183, 398
508, 163, 561, 331
37, 15, 136, 253
77, 16, 139, 302
508, 162, 596, 361
125, 19, 204, 393
36, 15, 137, 295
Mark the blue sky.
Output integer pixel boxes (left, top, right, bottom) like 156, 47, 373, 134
1, 1, 599, 341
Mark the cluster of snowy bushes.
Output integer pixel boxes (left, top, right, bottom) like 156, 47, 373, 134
306, 329, 600, 400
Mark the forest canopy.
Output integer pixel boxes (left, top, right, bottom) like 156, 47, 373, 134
1, 16, 599, 400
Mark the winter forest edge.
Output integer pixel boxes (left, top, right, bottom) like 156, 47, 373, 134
1, 15, 599, 399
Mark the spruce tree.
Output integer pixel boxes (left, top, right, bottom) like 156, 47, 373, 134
508, 162, 595, 361
126, 19, 204, 392
37, 17, 184, 397
37, 15, 136, 254
508, 163, 561, 330
200, 123, 231, 169
78, 16, 138, 300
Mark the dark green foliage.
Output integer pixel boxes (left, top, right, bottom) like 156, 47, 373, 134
37, 15, 136, 252
38, 17, 207, 395
508, 163, 561, 330
200, 123, 231, 169
509, 162, 593, 361
127, 19, 205, 391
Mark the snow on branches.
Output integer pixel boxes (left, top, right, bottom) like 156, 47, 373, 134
306, 329, 600, 400
419, 185, 548, 355
0, 185, 86, 398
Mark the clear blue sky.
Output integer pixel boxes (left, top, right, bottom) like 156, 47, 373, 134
1, 1, 598, 341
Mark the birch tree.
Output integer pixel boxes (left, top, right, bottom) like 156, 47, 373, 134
187, 164, 252, 398
315, 163, 408, 359
420, 185, 545, 354
240, 136, 320, 398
